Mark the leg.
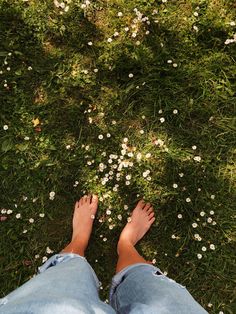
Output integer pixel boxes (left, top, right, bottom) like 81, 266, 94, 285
110, 200, 207, 314
116, 200, 155, 273
0, 195, 115, 314
110, 201, 207, 314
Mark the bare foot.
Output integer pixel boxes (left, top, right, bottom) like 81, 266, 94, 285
61, 194, 98, 255
119, 200, 155, 246
72, 194, 98, 244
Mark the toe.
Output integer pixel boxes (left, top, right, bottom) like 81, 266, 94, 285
147, 207, 154, 215
83, 195, 88, 203
74, 201, 79, 209
90, 194, 98, 214
136, 199, 145, 210
91, 194, 98, 204
87, 194, 92, 203
149, 217, 155, 225
79, 197, 84, 206
143, 203, 151, 211
148, 212, 155, 220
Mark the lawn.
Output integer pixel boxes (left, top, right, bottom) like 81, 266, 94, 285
0, 0, 235, 313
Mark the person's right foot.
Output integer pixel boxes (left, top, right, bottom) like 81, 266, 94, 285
72, 194, 98, 247
119, 200, 155, 246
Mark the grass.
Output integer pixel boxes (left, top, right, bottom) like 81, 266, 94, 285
0, 0, 236, 313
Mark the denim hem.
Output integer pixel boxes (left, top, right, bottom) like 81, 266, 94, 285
38, 253, 101, 289
109, 263, 163, 304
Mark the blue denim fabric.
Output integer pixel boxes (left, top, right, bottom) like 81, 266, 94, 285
0, 254, 208, 314
0, 253, 115, 314
110, 263, 208, 314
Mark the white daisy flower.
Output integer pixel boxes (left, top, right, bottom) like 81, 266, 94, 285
160, 117, 165, 123
46, 247, 54, 254
117, 214, 122, 220
49, 191, 55, 200
193, 156, 201, 162
42, 256, 48, 263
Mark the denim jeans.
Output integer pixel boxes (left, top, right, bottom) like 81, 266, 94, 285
0, 253, 208, 313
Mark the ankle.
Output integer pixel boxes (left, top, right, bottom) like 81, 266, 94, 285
117, 238, 134, 254
61, 238, 87, 256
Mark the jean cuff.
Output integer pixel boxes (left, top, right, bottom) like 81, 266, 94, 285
38, 253, 86, 274
109, 263, 163, 304
38, 253, 101, 289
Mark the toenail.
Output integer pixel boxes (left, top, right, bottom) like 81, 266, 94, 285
127, 217, 132, 223
91, 215, 95, 219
